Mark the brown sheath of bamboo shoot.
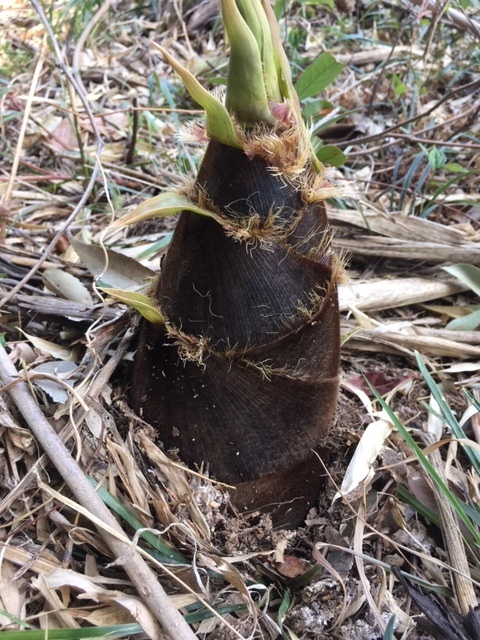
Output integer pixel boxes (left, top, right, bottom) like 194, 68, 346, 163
130, 138, 340, 527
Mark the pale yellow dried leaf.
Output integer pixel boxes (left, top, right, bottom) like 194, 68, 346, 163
441, 361, 480, 373
341, 379, 375, 417
459, 404, 479, 429
20, 330, 72, 361
84, 604, 137, 626
88, 591, 162, 640
86, 141, 125, 162
330, 208, 480, 263
330, 208, 469, 244
343, 323, 480, 358
0, 544, 61, 575
0, 188, 54, 200
8, 342, 36, 365
32, 573, 81, 629
46, 118, 78, 153
335, 45, 423, 65
78, 112, 129, 140
0, 395, 24, 430
197, 616, 220, 634
136, 431, 211, 541
335, 414, 393, 499
336, 236, 480, 264
84, 408, 104, 439
44, 568, 163, 640
70, 238, 155, 290
6, 425, 35, 456
422, 304, 474, 319
198, 553, 256, 622
43, 268, 94, 307
343, 592, 366, 619
0, 560, 25, 626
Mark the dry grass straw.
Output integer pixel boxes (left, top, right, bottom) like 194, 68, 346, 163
0, 341, 196, 640
331, 207, 480, 265
1, 0, 480, 637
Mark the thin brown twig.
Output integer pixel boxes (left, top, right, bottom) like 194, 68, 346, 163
335, 78, 480, 149
388, 133, 480, 149
90, 157, 178, 184
420, 0, 450, 61
72, 0, 115, 98
394, 102, 479, 139
366, 26, 408, 117
353, 500, 387, 634
125, 96, 139, 165
346, 100, 480, 156
0, 37, 46, 243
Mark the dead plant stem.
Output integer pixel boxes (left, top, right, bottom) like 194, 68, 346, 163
0, 161, 103, 311
0, 37, 46, 243
424, 434, 477, 615
391, 133, 480, 149
72, 0, 115, 98
346, 101, 480, 156
354, 500, 387, 633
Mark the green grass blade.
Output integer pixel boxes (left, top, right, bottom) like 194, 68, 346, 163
399, 151, 425, 212
87, 476, 187, 564
184, 603, 247, 624
383, 614, 396, 640
136, 233, 173, 260
415, 353, 480, 478
0, 610, 32, 630
446, 308, 480, 331
277, 589, 292, 631
442, 263, 480, 298
396, 485, 440, 526
0, 624, 142, 639
366, 377, 480, 546
420, 171, 477, 218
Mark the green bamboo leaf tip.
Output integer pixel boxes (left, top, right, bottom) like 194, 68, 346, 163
151, 41, 241, 148
101, 287, 164, 324
111, 192, 222, 228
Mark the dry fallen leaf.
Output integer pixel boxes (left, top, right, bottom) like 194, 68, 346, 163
43, 268, 94, 307
0, 560, 26, 627
44, 568, 164, 640
20, 331, 73, 361
70, 237, 155, 290
335, 413, 393, 500
275, 555, 312, 579
30, 360, 79, 404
